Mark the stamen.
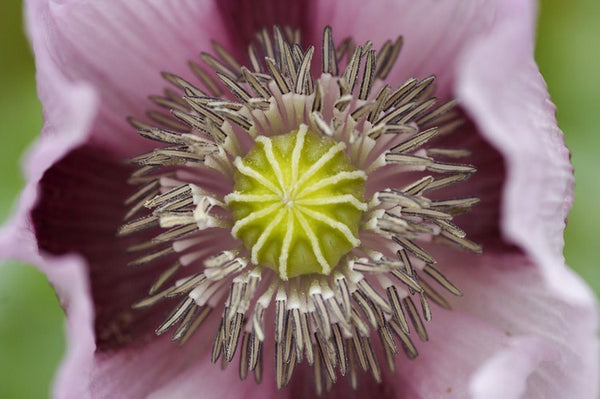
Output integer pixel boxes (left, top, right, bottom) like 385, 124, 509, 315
128, 247, 174, 266
387, 285, 410, 333
388, 319, 418, 359
322, 26, 339, 75
403, 296, 429, 342
295, 46, 315, 95
375, 36, 403, 80
177, 306, 213, 345
200, 51, 238, 80
358, 49, 376, 100
149, 261, 182, 294
121, 25, 480, 393
189, 61, 223, 96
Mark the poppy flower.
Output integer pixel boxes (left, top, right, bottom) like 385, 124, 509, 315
1, 0, 597, 398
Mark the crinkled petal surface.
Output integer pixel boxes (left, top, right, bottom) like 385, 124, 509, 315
0, 54, 98, 398
25, 0, 230, 156
456, 0, 586, 304
0, 0, 596, 398
444, 251, 596, 399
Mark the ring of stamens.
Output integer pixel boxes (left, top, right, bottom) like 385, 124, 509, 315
120, 25, 481, 394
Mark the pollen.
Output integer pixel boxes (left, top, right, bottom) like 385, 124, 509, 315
226, 127, 366, 279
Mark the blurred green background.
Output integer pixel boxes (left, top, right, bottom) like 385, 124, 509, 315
0, 0, 598, 397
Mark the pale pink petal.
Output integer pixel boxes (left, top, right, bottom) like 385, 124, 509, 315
469, 336, 559, 399
86, 321, 221, 399
456, 1, 588, 304
1, 222, 96, 399
0, 20, 101, 396
26, 0, 227, 156
377, 250, 598, 399
390, 309, 511, 398
438, 250, 598, 399
313, 0, 532, 97
32, 255, 95, 399
147, 349, 286, 399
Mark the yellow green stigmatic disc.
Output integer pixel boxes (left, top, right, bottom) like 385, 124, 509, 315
226, 126, 367, 279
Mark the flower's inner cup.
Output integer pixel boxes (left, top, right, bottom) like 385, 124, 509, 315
120, 25, 480, 394
227, 128, 366, 279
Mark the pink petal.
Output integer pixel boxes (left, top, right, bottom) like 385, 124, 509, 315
25, 0, 228, 156
2, 200, 96, 399
377, 250, 597, 399
146, 350, 285, 399
391, 309, 511, 398
313, 0, 532, 97
87, 329, 219, 398
90, 317, 285, 398
469, 336, 559, 399
0, 39, 98, 286
32, 255, 95, 399
455, 0, 588, 304
440, 250, 598, 399
0, 20, 101, 397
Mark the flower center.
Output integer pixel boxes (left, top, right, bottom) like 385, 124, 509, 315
226, 127, 367, 279
120, 25, 482, 394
